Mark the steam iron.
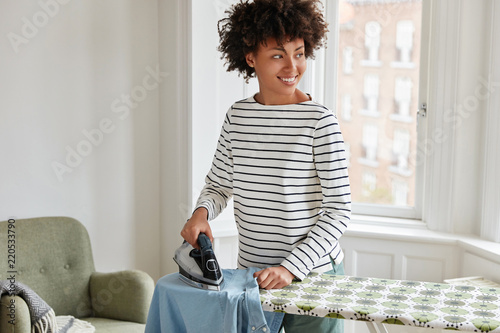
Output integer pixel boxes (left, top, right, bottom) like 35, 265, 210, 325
173, 233, 224, 291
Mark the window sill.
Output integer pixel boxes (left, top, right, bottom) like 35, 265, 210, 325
390, 61, 416, 69
359, 109, 381, 117
350, 213, 426, 229
358, 157, 379, 167
389, 165, 412, 177
389, 113, 413, 123
346, 215, 500, 262
361, 60, 383, 67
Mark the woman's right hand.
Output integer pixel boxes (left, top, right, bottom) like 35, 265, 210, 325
180, 207, 213, 249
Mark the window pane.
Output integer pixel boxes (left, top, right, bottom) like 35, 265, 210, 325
337, 0, 422, 207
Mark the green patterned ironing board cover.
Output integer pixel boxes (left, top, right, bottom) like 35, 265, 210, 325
260, 272, 500, 332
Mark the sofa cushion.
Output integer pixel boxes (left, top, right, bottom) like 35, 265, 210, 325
82, 317, 146, 333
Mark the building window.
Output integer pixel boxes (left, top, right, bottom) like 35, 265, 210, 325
390, 128, 411, 177
392, 178, 409, 206
361, 74, 380, 116
362, 171, 377, 198
359, 123, 378, 167
343, 47, 354, 74
341, 94, 352, 121
392, 20, 416, 69
391, 76, 413, 122
362, 21, 382, 67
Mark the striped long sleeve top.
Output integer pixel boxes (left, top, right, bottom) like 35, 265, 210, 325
195, 96, 351, 280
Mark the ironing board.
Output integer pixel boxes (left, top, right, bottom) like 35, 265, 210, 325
259, 272, 500, 332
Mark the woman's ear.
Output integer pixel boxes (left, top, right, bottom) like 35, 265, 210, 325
245, 53, 255, 68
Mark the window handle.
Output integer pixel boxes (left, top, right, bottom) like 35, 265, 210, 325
417, 103, 427, 118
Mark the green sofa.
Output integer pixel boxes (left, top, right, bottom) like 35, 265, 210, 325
0, 216, 154, 332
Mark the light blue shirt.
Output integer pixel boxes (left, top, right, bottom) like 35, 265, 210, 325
145, 267, 284, 333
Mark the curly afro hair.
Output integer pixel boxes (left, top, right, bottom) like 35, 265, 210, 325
217, 0, 328, 81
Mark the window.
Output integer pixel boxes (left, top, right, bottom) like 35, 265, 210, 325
363, 21, 382, 66
392, 178, 408, 206
393, 20, 416, 68
335, 0, 500, 239
393, 76, 413, 121
343, 47, 354, 74
332, 0, 423, 218
320, 0, 500, 235
391, 128, 411, 176
341, 94, 352, 121
361, 123, 378, 165
362, 171, 377, 198
362, 74, 380, 116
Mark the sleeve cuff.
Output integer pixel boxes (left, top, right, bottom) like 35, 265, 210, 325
280, 261, 307, 281
194, 203, 214, 221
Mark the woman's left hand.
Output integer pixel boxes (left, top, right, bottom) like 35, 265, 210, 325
253, 266, 295, 290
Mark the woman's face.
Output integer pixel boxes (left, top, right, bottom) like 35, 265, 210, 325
245, 37, 307, 105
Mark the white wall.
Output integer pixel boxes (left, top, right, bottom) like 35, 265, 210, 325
157, 0, 194, 278
190, 0, 259, 244
341, 223, 500, 283
1, 0, 161, 279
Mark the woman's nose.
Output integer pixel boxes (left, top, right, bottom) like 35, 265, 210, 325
284, 56, 297, 70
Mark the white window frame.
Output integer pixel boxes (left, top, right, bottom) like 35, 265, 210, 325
481, 1, 500, 243
315, 0, 429, 221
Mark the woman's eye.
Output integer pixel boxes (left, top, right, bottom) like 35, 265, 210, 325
273, 55, 282, 59
296, 53, 304, 58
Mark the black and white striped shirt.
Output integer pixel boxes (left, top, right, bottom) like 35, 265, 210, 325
195, 96, 351, 280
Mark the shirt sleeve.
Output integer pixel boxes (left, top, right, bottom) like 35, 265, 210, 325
194, 112, 234, 221
281, 112, 351, 280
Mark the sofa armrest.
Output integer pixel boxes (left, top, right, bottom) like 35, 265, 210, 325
89, 270, 154, 324
0, 295, 31, 333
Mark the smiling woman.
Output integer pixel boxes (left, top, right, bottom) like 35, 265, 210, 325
245, 38, 309, 105
183, 0, 350, 332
